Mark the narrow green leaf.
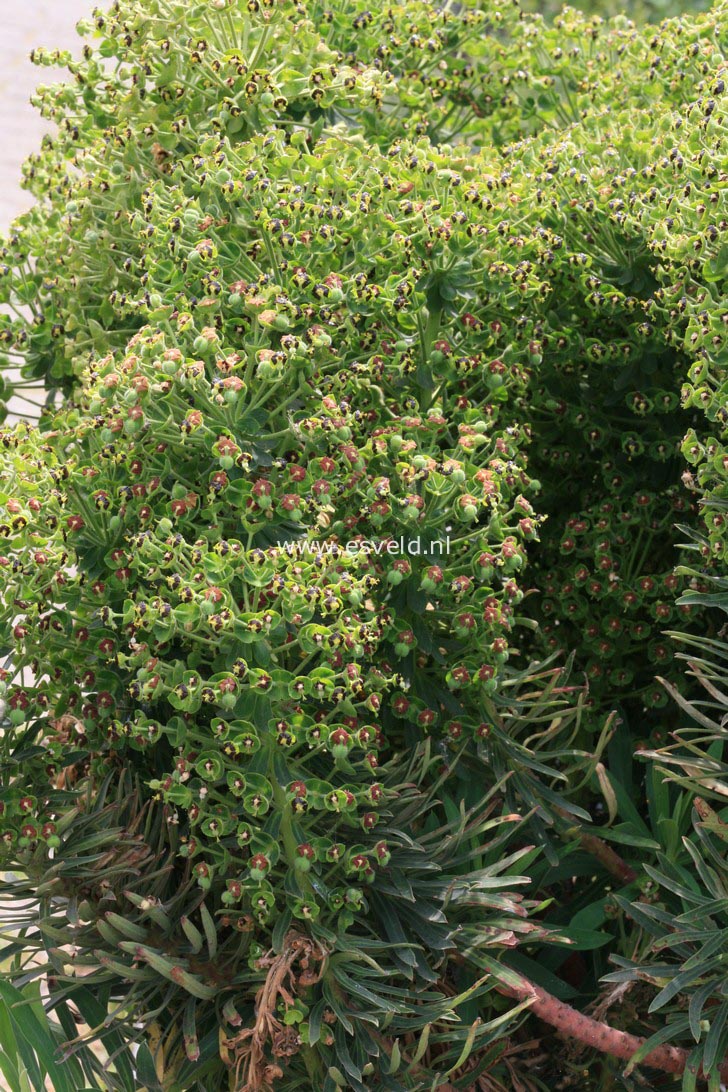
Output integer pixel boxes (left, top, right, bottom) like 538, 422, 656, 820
135, 1043, 163, 1091
104, 912, 149, 943
67, 986, 136, 1091
689, 981, 717, 1042
0, 1037, 20, 1092
199, 903, 218, 959
387, 1039, 402, 1074
445, 1017, 480, 1076
183, 997, 200, 1063
412, 1022, 430, 1065
118, 944, 217, 1000
702, 999, 728, 1075
0, 980, 74, 1092
180, 916, 204, 955
649, 959, 722, 1013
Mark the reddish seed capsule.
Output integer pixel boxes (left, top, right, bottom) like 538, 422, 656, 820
250, 853, 269, 874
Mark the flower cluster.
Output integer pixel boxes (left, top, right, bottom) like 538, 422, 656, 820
454, 1, 728, 729
5, 0, 726, 738
0, 107, 547, 1086
0, 286, 532, 884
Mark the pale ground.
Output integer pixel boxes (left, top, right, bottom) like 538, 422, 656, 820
1, 1, 91, 420
0, 1, 90, 228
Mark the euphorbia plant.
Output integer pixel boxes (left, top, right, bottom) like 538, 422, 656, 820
2, 0, 728, 1088
0, 0, 718, 700
0, 68, 593, 1088
3, 0, 721, 742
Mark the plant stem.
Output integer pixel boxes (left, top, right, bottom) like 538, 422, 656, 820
556, 809, 638, 885
500, 973, 728, 1082
577, 830, 638, 885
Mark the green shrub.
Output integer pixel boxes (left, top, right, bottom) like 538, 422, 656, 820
4, 0, 724, 736
605, 630, 728, 1084
1, 0, 728, 1088
451, 2, 728, 729
0, 26, 592, 1085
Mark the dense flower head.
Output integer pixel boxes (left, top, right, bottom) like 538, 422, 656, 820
0, 265, 533, 873
0, 110, 550, 1086
2, 0, 726, 734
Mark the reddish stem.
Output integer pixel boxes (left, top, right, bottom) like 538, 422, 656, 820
578, 831, 638, 885
555, 808, 638, 885
503, 974, 728, 1082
